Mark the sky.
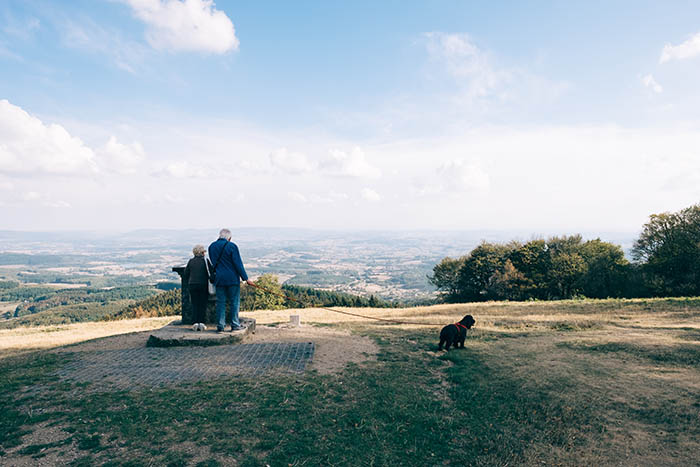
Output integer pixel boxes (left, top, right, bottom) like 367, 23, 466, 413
1, 0, 700, 233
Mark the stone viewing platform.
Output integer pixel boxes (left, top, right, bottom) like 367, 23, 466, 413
147, 317, 256, 347
145, 267, 257, 348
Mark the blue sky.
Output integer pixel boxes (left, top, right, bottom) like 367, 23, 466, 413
1, 0, 700, 233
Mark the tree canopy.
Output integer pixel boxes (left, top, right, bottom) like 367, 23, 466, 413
430, 203, 700, 302
429, 236, 630, 302
632, 204, 700, 297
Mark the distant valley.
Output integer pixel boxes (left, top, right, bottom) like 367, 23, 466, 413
0, 228, 636, 302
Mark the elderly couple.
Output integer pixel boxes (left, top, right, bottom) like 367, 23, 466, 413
184, 228, 254, 333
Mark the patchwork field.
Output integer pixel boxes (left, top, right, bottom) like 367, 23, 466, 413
0, 297, 698, 466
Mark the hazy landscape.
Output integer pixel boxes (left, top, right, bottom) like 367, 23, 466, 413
3, 0, 699, 465
0, 228, 636, 303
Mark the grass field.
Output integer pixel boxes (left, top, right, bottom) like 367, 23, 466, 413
0, 297, 698, 466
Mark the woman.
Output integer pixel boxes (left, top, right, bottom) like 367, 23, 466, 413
183, 244, 210, 331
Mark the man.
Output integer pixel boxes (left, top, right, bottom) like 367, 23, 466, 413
208, 228, 254, 332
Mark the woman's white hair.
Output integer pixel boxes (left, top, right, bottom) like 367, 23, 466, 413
192, 244, 206, 257
218, 228, 232, 240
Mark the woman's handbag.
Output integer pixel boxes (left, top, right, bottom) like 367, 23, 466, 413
204, 257, 216, 295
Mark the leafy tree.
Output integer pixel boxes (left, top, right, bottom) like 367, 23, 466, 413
457, 242, 510, 301
579, 239, 630, 298
548, 251, 587, 299
241, 274, 285, 311
543, 236, 584, 298
490, 259, 532, 301
432, 234, 636, 302
280, 284, 391, 308
0, 280, 19, 290
12, 285, 159, 317
508, 240, 550, 299
427, 256, 465, 302
632, 204, 700, 296
111, 289, 180, 319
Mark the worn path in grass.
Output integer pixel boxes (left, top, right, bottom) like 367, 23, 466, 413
0, 297, 698, 466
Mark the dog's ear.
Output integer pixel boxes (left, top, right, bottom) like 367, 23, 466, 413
465, 315, 475, 328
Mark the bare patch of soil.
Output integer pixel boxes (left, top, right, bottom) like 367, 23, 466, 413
2, 422, 79, 467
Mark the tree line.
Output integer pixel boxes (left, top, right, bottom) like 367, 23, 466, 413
240, 274, 391, 311
429, 203, 700, 302
111, 275, 391, 320
12, 285, 159, 317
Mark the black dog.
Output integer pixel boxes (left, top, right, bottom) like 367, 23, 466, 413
438, 315, 475, 351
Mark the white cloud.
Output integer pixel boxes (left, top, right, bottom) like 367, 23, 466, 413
158, 160, 211, 178
44, 200, 71, 208
418, 31, 570, 119
287, 191, 307, 203
307, 194, 334, 204
62, 18, 148, 73
140, 193, 184, 205
424, 32, 510, 100
438, 159, 490, 192
99, 136, 146, 174
284, 191, 350, 205
164, 193, 184, 203
22, 191, 41, 201
414, 159, 490, 197
0, 43, 22, 61
124, 0, 239, 54
322, 147, 381, 179
660, 32, 700, 63
361, 187, 381, 202
16, 191, 71, 208
291, 191, 351, 204
2, 14, 40, 40
0, 100, 97, 175
641, 74, 663, 93
269, 148, 315, 174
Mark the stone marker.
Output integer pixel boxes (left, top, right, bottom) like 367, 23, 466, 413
290, 314, 301, 327
148, 266, 257, 348
172, 266, 234, 325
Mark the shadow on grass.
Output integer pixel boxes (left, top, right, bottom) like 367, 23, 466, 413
0, 352, 65, 455
5, 326, 696, 465
440, 346, 594, 463
557, 341, 700, 367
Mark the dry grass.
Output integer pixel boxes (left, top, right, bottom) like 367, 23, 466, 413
0, 302, 18, 314
0, 297, 698, 465
2, 297, 698, 357
255, 297, 700, 333
257, 298, 700, 465
0, 316, 174, 358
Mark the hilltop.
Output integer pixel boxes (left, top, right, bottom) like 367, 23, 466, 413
1, 297, 698, 465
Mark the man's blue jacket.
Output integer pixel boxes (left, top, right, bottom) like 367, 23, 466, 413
208, 238, 249, 286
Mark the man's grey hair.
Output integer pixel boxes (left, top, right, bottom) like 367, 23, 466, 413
192, 244, 206, 257
218, 228, 232, 240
